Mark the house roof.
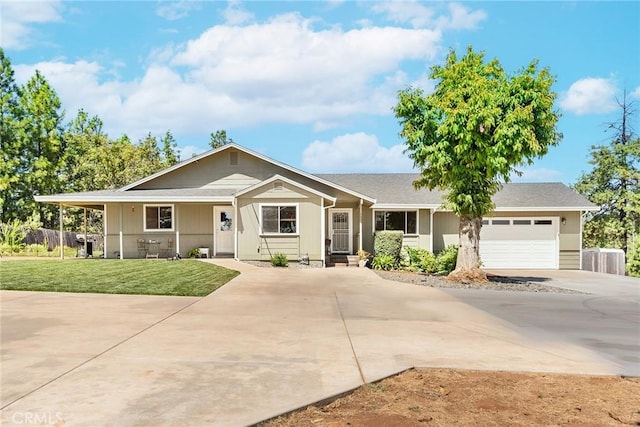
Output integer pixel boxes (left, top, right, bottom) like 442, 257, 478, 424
316, 174, 597, 211
235, 174, 336, 202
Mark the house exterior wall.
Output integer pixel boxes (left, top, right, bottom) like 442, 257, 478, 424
364, 208, 432, 254
104, 202, 216, 259
432, 210, 582, 269
236, 182, 323, 261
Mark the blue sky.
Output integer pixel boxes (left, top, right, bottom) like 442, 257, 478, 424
2, 0, 639, 184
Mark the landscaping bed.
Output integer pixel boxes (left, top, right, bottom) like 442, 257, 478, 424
262, 368, 640, 426
374, 270, 585, 294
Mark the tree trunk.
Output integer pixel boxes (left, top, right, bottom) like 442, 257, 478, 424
448, 215, 487, 282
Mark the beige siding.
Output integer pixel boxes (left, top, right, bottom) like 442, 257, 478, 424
433, 212, 459, 252
103, 202, 217, 259
236, 181, 322, 261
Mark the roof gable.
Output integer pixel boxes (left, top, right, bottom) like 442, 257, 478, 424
120, 144, 374, 202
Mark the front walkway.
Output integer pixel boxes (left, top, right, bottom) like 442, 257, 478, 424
1, 261, 633, 426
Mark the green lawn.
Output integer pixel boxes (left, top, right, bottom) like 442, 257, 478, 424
0, 259, 240, 296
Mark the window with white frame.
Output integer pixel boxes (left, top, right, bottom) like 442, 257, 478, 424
144, 205, 174, 231
261, 204, 298, 234
374, 211, 417, 234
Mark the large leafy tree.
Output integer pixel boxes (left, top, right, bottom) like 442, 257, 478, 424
574, 95, 639, 256
394, 46, 561, 280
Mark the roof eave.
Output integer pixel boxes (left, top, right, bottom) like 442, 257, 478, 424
34, 195, 235, 204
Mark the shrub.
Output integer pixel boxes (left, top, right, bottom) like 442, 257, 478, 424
186, 248, 200, 258
404, 247, 437, 273
0, 219, 28, 253
374, 230, 404, 261
628, 239, 640, 278
270, 252, 289, 267
435, 245, 458, 275
372, 254, 396, 270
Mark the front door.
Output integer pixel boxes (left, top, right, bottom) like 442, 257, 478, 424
214, 206, 234, 255
329, 209, 352, 254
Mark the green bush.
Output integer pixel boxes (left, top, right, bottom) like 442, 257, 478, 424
435, 245, 458, 275
186, 248, 200, 258
404, 247, 437, 273
374, 230, 404, 261
270, 252, 289, 267
372, 254, 396, 270
0, 219, 28, 253
628, 239, 640, 277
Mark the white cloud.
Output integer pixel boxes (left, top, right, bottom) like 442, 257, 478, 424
560, 77, 618, 115
371, 1, 486, 30
13, 13, 441, 138
0, 0, 63, 49
437, 3, 487, 30
302, 133, 414, 173
178, 145, 204, 160
221, 0, 254, 25
631, 86, 640, 99
156, 0, 201, 21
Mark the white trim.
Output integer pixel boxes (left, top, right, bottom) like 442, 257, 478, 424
234, 174, 336, 202
358, 199, 363, 252
328, 208, 353, 254
320, 198, 325, 266
35, 195, 234, 203
233, 198, 238, 260
373, 209, 419, 235
579, 211, 584, 270
175, 205, 180, 257
214, 205, 234, 255
429, 208, 434, 253
103, 204, 107, 258
120, 143, 375, 202
259, 203, 300, 236
118, 204, 123, 260
492, 206, 599, 212
372, 203, 439, 209
142, 204, 175, 232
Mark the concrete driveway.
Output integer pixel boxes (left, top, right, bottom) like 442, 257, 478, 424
1, 262, 638, 426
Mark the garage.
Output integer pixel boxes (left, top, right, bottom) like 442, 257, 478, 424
479, 217, 559, 269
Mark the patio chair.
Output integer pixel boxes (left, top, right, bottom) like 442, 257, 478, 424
146, 240, 160, 259
137, 239, 148, 258
160, 238, 174, 259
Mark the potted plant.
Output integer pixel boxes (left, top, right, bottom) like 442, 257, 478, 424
357, 249, 371, 268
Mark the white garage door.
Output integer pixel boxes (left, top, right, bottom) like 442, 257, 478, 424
479, 217, 559, 269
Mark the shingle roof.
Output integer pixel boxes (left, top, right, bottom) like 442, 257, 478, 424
35, 188, 235, 203
316, 174, 597, 209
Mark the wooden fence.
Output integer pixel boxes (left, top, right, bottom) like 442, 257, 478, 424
24, 228, 104, 251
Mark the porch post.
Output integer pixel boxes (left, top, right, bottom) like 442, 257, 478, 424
59, 203, 64, 259
430, 209, 435, 253
320, 198, 325, 267
83, 208, 88, 256
118, 204, 123, 259
233, 199, 238, 260
103, 204, 107, 258
175, 205, 180, 257
358, 199, 363, 252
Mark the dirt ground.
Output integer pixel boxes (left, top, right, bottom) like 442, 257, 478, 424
261, 368, 640, 427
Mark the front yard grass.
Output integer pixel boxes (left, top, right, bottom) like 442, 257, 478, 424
0, 259, 239, 296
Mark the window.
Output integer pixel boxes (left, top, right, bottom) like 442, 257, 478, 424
492, 219, 510, 225
513, 219, 532, 225
374, 211, 417, 234
261, 204, 297, 234
144, 205, 173, 231
534, 219, 553, 225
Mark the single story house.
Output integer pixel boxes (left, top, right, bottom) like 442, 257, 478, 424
35, 143, 597, 269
